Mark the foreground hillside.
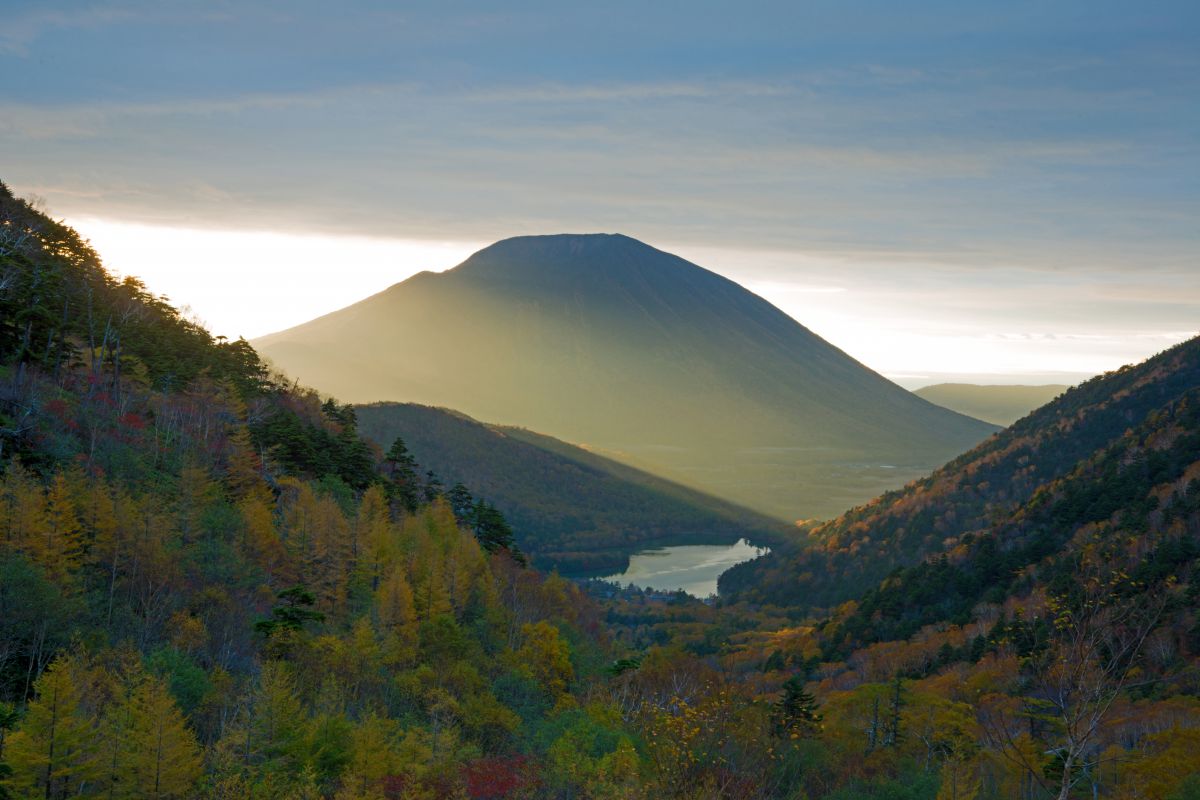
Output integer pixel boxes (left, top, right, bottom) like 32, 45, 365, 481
354, 402, 788, 573
701, 337, 1199, 799
0, 184, 656, 799
913, 383, 1070, 426
255, 234, 995, 520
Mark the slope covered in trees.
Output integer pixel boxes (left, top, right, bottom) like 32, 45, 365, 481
5, 182, 1199, 800
913, 383, 1070, 426
354, 402, 789, 574
0, 183, 639, 799
704, 335, 1200, 799
723, 336, 1200, 610
254, 234, 996, 520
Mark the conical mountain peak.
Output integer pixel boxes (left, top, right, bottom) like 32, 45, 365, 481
448, 233, 704, 285
254, 235, 995, 519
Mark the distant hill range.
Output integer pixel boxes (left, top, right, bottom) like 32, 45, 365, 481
913, 382, 1070, 426
722, 335, 1200, 615
353, 403, 789, 573
255, 234, 996, 520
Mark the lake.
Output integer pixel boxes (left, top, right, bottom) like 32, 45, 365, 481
599, 538, 770, 598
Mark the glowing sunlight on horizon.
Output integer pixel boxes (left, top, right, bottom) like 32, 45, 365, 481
68, 218, 1190, 389
70, 217, 483, 341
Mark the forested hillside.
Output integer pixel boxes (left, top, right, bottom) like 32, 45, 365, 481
709, 335, 1200, 798
354, 403, 788, 574
0, 183, 641, 799
3, 183, 1198, 800
723, 336, 1200, 610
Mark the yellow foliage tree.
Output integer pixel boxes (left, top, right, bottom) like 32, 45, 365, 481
40, 473, 83, 584
5, 656, 99, 799
116, 676, 203, 799
1113, 726, 1200, 800
513, 621, 574, 697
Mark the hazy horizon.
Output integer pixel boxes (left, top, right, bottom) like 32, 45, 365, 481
61, 218, 1184, 388
4, 0, 1197, 384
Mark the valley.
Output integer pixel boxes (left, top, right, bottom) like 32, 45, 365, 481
1, 182, 1197, 800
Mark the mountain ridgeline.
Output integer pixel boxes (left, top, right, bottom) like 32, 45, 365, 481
255, 234, 996, 520
353, 402, 790, 574
722, 334, 1200, 615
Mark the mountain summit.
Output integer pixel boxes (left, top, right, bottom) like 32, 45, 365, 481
255, 234, 995, 518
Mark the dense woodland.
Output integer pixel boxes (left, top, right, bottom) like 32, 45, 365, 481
1, 182, 1199, 799
353, 403, 787, 575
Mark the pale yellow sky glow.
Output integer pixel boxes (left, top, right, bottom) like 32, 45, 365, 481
70, 218, 1192, 390
71, 217, 483, 341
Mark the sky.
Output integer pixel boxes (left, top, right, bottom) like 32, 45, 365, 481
2, 1, 1197, 388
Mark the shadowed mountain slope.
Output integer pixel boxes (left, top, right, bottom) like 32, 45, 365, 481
354, 402, 790, 574
722, 335, 1200, 611
256, 234, 996, 519
913, 382, 1070, 426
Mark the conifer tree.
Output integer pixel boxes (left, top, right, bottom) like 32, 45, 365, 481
773, 675, 822, 740
471, 501, 515, 554
247, 662, 307, 782
384, 437, 420, 512
122, 677, 202, 799
5, 656, 98, 799
446, 483, 474, 523
223, 424, 265, 499
423, 470, 443, 503
341, 713, 400, 798
40, 473, 82, 584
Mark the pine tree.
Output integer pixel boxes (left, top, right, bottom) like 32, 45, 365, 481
383, 437, 420, 512
773, 675, 822, 740
471, 501, 515, 554
446, 483, 474, 523
255, 586, 326, 638
423, 470, 443, 503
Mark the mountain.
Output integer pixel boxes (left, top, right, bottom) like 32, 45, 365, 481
255, 234, 996, 520
713, 336, 1200, 800
913, 382, 1070, 425
354, 402, 789, 573
721, 335, 1200, 614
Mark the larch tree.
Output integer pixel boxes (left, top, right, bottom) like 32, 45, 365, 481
5, 656, 98, 800
121, 676, 202, 800
40, 473, 82, 585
